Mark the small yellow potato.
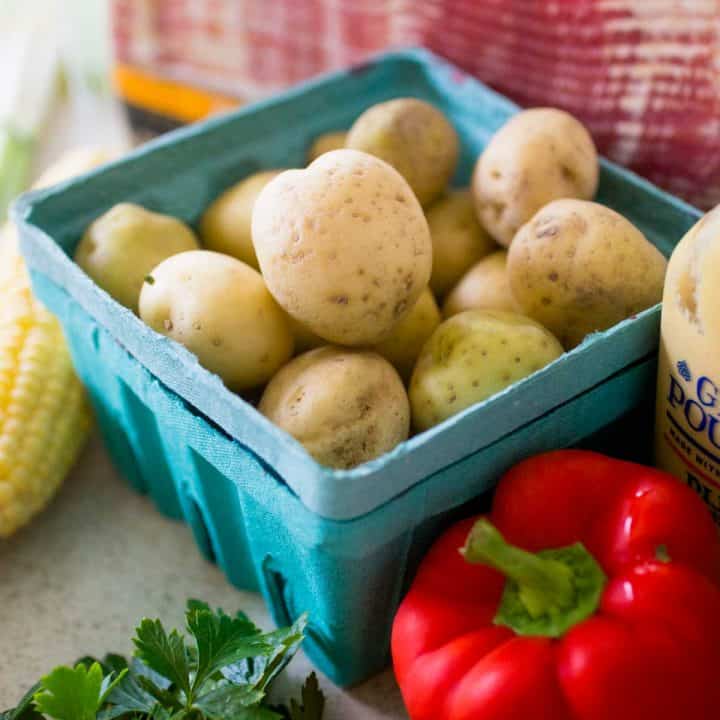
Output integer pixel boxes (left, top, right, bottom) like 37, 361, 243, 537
373, 288, 441, 381
34, 148, 116, 187
75, 203, 198, 312
409, 310, 563, 431
287, 314, 325, 354
472, 108, 599, 246
200, 170, 282, 269
252, 149, 432, 346
139, 250, 293, 391
306, 131, 347, 163
427, 190, 497, 297
259, 346, 410, 469
346, 98, 459, 206
443, 250, 518, 318
507, 199, 667, 349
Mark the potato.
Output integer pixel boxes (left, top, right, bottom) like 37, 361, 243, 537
373, 288, 441, 381
287, 314, 325, 354
427, 190, 497, 297
472, 108, 599, 246
200, 170, 282, 269
307, 131, 347, 163
410, 310, 563, 431
252, 149, 432, 345
75, 203, 198, 312
259, 346, 410, 469
139, 250, 293, 391
34, 148, 116, 188
443, 250, 518, 317
346, 98, 459, 206
507, 199, 667, 349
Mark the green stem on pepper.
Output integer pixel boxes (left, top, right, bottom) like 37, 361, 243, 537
462, 518, 607, 638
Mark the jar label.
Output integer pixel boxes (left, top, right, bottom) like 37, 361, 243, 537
659, 359, 720, 526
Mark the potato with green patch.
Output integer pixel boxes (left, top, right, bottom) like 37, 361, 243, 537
307, 131, 347, 163
200, 170, 283, 269
75, 202, 198, 312
259, 346, 410, 469
409, 310, 563, 431
346, 98, 459, 206
443, 250, 518, 317
472, 108, 598, 246
139, 250, 293, 391
373, 288, 441, 381
507, 199, 667, 349
427, 190, 497, 297
252, 149, 432, 346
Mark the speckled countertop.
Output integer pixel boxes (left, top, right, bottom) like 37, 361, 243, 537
0, 435, 408, 716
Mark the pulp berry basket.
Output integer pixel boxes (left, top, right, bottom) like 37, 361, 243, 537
14, 49, 701, 686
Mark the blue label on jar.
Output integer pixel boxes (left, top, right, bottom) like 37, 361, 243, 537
664, 361, 720, 525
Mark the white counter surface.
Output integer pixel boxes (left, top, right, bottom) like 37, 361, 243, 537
0, 435, 408, 717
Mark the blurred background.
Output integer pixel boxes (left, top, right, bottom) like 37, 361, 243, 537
0, 0, 129, 216
3, 0, 720, 218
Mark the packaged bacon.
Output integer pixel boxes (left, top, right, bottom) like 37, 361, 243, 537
111, 0, 720, 208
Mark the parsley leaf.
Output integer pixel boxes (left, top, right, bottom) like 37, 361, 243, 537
133, 619, 191, 698
100, 661, 159, 718
33, 663, 126, 720
218, 708, 281, 720
147, 708, 173, 720
187, 601, 263, 636
222, 615, 307, 690
129, 657, 173, 693
0, 682, 43, 720
194, 683, 266, 717
134, 675, 182, 713
101, 654, 130, 676
4, 600, 324, 720
286, 674, 325, 720
186, 603, 270, 691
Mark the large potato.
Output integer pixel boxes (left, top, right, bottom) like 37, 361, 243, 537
472, 108, 599, 246
75, 203, 198, 312
259, 347, 410, 469
139, 250, 293, 391
346, 98, 459, 206
373, 288, 441, 381
443, 250, 519, 317
427, 190, 497, 297
508, 199, 667, 349
252, 149, 432, 345
200, 170, 282, 269
410, 310, 563, 431
307, 131, 347, 163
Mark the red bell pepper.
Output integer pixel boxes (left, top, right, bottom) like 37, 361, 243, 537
392, 450, 720, 720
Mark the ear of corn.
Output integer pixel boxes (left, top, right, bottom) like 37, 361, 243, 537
0, 148, 113, 537
0, 228, 92, 536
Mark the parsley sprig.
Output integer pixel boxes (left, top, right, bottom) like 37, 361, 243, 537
2, 601, 325, 720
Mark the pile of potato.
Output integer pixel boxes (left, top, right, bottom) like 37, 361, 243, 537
75, 100, 667, 469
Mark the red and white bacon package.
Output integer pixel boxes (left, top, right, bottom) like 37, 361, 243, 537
113, 0, 720, 208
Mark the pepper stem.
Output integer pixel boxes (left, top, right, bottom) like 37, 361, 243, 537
462, 519, 575, 618
461, 519, 607, 638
